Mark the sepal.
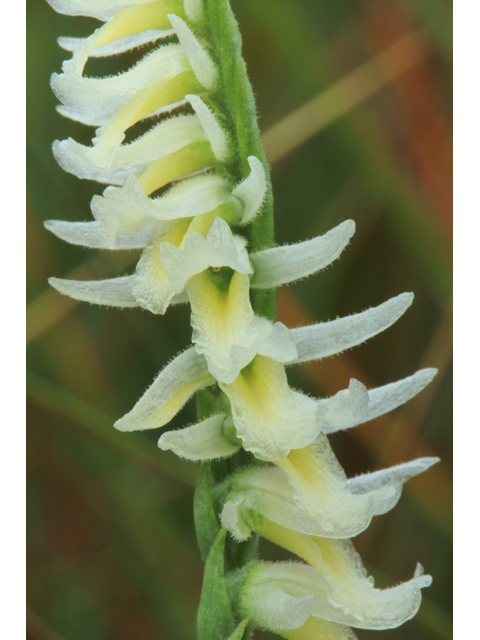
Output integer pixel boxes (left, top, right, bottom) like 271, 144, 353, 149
250, 220, 355, 289
320, 368, 438, 434
290, 293, 414, 363
48, 275, 138, 308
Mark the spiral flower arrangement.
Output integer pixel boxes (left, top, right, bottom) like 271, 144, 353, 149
46, 1, 438, 638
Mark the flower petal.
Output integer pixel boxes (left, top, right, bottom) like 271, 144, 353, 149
232, 156, 267, 225
290, 293, 414, 364
220, 356, 321, 461
158, 414, 241, 460
115, 347, 215, 432
250, 221, 355, 289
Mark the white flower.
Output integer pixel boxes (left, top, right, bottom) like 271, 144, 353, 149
221, 457, 439, 540
240, 560, 431, 635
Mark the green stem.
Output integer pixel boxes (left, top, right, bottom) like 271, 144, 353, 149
194, 2, 276, 637
204, 0, 276, 321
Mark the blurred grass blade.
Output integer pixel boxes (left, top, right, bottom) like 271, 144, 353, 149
262, 29, 433, 164
26, 608, 66, 640
26, 371, 197, 488
26, 251, 136, 344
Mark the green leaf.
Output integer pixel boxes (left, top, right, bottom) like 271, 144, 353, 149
227, 617, 250, 640
194, 462, 221, 561
197, 528, 235, 640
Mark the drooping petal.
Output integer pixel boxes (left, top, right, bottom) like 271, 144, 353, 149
290, 293, 414, 364
167, 14, 218, 90
320, 368, 438, 434
274, 437, 402, 537
219, 356, 321, 461
348, 457, 440, 494
158, 413, 242, 460
233, 156, 267, 225
49, 275, 138, 307
250, 221, 355, 289
115, 347, 215, 431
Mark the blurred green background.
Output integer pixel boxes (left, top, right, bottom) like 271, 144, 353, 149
26, 1, 452, 639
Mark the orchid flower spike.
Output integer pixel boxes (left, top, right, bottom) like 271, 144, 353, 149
46, 1, 439, 637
